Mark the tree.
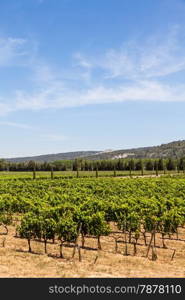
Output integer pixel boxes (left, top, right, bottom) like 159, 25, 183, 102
135, 159, 144, 175
72, 159, 78, 171
178, 158, 185, 172
117, 159, 124, 171
27, 160, 36, 171
154, 160, 159, 176
128, 159, 135, 176
0, 159, 7, 171
95, 164, 98, 178
50, 165, 54, 179
145, 160, 154, 171
158, 158, 165, 171
166, 158, 176, 171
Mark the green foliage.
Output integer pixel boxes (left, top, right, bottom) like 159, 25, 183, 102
0, 212, 13, 226
57, 214, 78, 243
82, 212, 111, 237
18, 212, 41, 241
0, 175, 184, 255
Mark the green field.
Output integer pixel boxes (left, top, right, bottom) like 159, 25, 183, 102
0, 169, 182, 180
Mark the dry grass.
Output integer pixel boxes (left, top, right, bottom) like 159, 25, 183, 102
0, 225, 185, 278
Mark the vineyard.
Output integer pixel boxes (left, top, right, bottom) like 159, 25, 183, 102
0, 175, 185, 277
0, 169, 182, 180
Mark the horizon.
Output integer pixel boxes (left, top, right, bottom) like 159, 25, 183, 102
1, 0, 185, 157
1, 138, 183, 159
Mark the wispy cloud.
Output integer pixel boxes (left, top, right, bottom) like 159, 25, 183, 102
0, 37, 25, 66
0, 102, 13, 116
32, 63, 58, 85
75, 25, 185, 80
74, 53, 93, 69
1, 26, 185, 117
0, 36, 36, 67
8, 79, 185, 115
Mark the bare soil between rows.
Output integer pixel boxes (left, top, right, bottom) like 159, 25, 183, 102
0, 225, 185, 278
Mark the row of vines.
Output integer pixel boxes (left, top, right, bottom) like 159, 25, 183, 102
0, 176, 185, 261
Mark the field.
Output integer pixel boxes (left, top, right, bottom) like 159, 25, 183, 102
0, 169, 182, 180
0, 173, 185, 277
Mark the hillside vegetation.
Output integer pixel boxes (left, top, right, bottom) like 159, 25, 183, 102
3, 140, 185, 163
84, 140, 185, 160
5, 151, 100, 163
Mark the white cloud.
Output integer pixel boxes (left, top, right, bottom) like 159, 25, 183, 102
32, 63, 57, 84
0, 102, 13, 116
6, 79, 185, 114
76, 25, 185, 80
1, 26, 185, 117
0, 37, 32, 67
74, 53, 93, 69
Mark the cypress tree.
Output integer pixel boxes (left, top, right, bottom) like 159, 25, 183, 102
113, 165, 116, 177
154, 160, 159, 176
96, 166, 98, 178
33, 166, 36, 180
141, 160, 144, 176
51, 166, 54, 179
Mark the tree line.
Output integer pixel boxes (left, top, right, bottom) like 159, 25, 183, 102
0, 157, 185, 172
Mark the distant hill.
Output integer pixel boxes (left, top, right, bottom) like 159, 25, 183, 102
3, 140, 185, 162
5, 151, 100, 163
84, 140, 185, 160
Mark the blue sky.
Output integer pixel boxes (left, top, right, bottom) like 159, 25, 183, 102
1, 0, 185, 157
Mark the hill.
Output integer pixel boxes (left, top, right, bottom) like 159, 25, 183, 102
3, 140, 185, 162
5, 151, 100, 163
84, 140, 185, 160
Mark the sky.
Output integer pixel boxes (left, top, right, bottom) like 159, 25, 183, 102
1, 0, 185, 157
